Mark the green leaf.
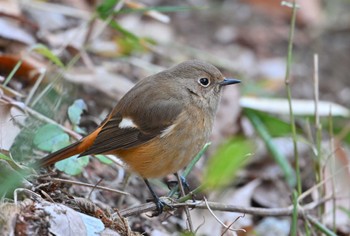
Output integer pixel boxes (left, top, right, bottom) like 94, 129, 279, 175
109, 21, 139, 41
3, 60, 22, 86
73, 125, 87, 135
0, 153, 11, 161
34, 124, 70, 152
30, 44, 64, 68
244, 108, 296, 187
204, 137, 253, 189
68, 99, 87, 126
244, 108, 293, 137
95, 155, 114, 165
97, 0, 119, 19
55, 155, 89, 175
0, 160, 24, 197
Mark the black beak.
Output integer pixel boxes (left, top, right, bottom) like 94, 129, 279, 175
219, 78, 241, 86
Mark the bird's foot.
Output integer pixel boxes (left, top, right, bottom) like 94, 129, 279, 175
146, 197, 172, 217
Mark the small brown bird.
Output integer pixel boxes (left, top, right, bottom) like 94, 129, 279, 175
35, 60, 240, 214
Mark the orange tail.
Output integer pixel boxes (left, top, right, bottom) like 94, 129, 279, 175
35, 141, 83, 167
34, 127, 103, 168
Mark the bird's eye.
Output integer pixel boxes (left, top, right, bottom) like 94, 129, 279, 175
198, 78, 210, 87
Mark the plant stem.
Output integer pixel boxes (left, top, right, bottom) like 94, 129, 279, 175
284, 0, 301, 195
3, 60, 22, 86
291, 190, 298, 236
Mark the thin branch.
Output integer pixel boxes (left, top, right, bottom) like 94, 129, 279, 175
221, 214, 246, 236
40, 177, 129, 195
168, 143, 210, 198
117, 197, 330, 218
313, 52, 324, 221
88, 178, 104, 200
25, 68, 46, 106
175, 173, 193, 232
203, 197, 246, 234
298, 163, 350, 202
13, 188, 42, 204
328, 108, 337, 232
314, 54, 320, 129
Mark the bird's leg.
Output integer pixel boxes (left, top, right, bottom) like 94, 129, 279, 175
166, 176, 180, 191
174, 173, 190, 193
166, 173, 191, 193
144, 178, 171, 216
174, 173, 196, 202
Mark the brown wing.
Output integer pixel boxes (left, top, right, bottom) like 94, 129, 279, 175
80, 77, 184, 156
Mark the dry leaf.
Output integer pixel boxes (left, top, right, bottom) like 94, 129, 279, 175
0, 202, 20, 236
0, 54, 42, 87
0, 0, 21, 16
35, 201, 105, 235
240, 97, 350, 117
0, 19, 35, 45
323, 140, 350, 232
0, 100, 24, 151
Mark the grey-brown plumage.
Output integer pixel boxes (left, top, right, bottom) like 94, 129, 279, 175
36, 60, 240, 178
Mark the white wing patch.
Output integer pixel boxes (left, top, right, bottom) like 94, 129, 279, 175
160, 123, 177, 138
119, 117, 138, 129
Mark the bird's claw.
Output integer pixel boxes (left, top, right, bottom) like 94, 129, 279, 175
146, 197, 173, 217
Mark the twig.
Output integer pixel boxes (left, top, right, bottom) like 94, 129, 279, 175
13, 188, 42, 204
328, 108, 337, 231
40, 177, 129, 195
168, 143, 210, 198
88, 178, 104, 200
203, 197, 246, 234
39, 189, 55, 203
193, 216, 206, 235
221, 214, 245, 236
175, 173, 193, 232
314, 54, 320, 130
118, 197, 330, 218
298, 163, 350, 203
118, 201, 156, 217
25, 68, 46, 106
117, 172, 131, 208
313, 53, 324, 221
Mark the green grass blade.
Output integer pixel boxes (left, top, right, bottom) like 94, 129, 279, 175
3, 60, 22, 86
244, 108, 296, 187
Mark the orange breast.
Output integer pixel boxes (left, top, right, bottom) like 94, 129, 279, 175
114, 138, 183, 178
113, 107, 213, 178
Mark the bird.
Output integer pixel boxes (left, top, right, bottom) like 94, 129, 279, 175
34, 60, 240, 215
